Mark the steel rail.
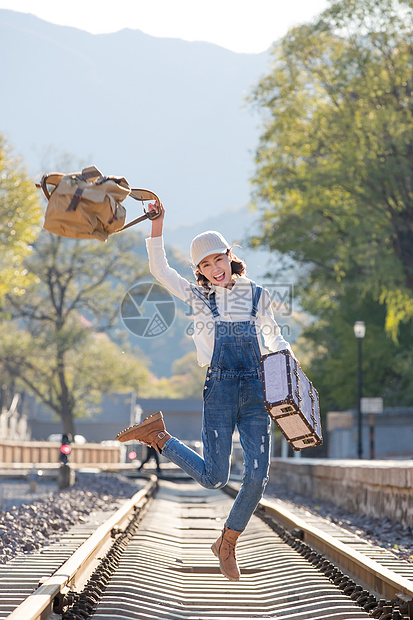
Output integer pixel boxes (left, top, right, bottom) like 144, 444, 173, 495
260, 497, 413, 602
225, 481, 413, 609
5, 476, 157, 620
5, 476, 413, 619
90, 480, 373, 619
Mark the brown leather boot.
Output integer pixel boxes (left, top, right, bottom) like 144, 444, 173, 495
211, 526, 242, 581
115, 412, 171, 453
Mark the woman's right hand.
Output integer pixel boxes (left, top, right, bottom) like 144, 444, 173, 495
149, 201, 164, 237
148, 201, 164, 217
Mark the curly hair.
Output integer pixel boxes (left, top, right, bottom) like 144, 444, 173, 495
194, 249, 246, 290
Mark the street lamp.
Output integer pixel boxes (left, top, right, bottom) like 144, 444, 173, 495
353, 320, 366, 459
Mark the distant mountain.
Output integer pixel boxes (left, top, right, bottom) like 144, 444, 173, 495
0, 9, 271, 229
2, 10, 300, 378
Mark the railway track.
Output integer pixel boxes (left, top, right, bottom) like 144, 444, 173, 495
1, 474, 412, 620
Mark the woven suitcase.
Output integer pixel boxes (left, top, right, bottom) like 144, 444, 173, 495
261, 349, 322, 451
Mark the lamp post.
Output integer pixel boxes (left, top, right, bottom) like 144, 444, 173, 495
353, 320, 366, 459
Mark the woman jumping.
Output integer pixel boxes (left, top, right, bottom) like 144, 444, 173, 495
116, 203, 295, 581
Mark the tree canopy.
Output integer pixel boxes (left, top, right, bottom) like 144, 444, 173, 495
250, 0, 413, 338
0, 135, 42, 300
1, 231, 150, 438
248, 0, 413, 412
141, 351, 205, 399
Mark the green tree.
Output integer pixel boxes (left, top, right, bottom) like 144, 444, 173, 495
249, 0, 413, 338
1, 230, 150, 438
142, 351, 205, 399
0, 136, 42, 300
295, 292, 413, 411
0, 321, 149, 435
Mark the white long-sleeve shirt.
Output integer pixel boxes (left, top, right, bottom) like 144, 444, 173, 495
146, 236, 293, 366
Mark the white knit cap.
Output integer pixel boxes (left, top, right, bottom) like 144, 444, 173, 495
190, 230, 230, 266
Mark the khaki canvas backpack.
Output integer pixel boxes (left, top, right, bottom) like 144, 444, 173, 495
37, 165, 161, 242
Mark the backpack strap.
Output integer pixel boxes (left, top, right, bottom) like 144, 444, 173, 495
130, 188, 160, 202
36, 172, 64, 200
118, 188, 162, 231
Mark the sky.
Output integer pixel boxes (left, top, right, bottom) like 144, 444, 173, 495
0, 0, 330, 54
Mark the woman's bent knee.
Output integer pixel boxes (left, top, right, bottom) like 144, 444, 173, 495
200, 475, 228, 490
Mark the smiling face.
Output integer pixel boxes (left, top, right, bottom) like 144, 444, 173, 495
198, 251, 233, 288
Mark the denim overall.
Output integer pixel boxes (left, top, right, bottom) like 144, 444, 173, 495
163, 282, 271, 531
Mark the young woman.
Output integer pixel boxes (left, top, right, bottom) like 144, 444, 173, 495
116, 203, 295, 581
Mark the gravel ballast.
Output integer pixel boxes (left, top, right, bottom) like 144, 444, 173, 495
0, 471, 143, 564
264, 479, 413, 564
